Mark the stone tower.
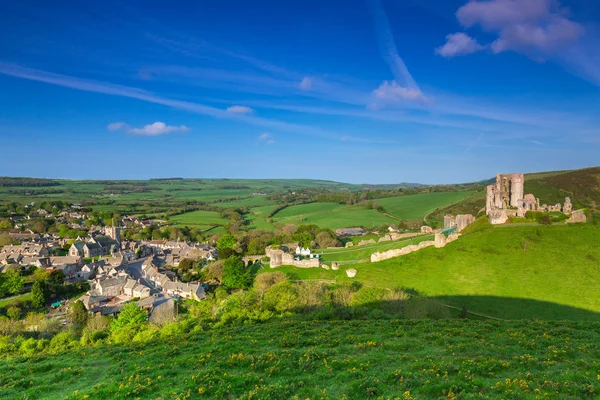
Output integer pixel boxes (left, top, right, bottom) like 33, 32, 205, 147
105, 219, 121, 243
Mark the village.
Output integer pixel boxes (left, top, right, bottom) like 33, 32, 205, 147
0, 202, 218, 321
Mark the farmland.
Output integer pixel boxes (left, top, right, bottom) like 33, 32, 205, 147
374, 191, 476, 220
270, 223, 600, 321
1, 319, 599, 399
271, 202, 398, 230
0, 177, 480, 233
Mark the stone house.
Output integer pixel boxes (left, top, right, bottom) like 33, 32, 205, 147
95, 277, 127, 297
162, 281, 205, 300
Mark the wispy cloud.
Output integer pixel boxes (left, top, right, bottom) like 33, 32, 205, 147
463, 132, 485, 154
368, 0, 426, 106
258, 132, 275, 144
299, 77, 312, 90
0, 62, 360, 142
108, 121, 189, 136
226, 105, 254, 114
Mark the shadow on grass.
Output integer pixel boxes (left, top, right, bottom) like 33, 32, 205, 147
430, 295, 600, 321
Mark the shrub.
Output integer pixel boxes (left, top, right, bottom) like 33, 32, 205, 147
262, 281, 298, 313
254, 272, 288, 294
48, 330, 80, 353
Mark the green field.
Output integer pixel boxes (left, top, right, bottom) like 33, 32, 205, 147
272, 203, 397, 230
271, 223, 600, 321
169, 210, 228, 230
2, 319, 599, 399
374, 191, 475, 220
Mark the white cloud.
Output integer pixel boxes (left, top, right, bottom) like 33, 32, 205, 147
108, 121, 188, 136
298, 77, 312, 90
266, 139, 275, 145
436, 33, 485, 57
226, 105, 254, 114
454, 0, 584, 57
107, 122, 126, 131
371, 80, 426, 108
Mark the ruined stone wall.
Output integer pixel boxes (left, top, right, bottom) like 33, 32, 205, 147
371, 241, 435, 262
566, 209, 587, 224
444, 215, 457, 229
455, 214, 475, 232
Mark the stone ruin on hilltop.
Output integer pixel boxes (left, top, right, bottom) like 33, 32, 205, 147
485, 173, 583, 224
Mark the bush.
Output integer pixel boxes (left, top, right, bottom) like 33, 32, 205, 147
48, 330, 80, 353
262, 281, 298, 313
254, 272, 288, 294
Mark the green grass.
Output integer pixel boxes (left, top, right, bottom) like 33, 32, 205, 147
317, 235, 434, 263
374, 192, 475, 220
170, 210, 228, 229
0, 293, 32, 309
1, 319, 599, 399
272, 203, 396, 230
270, 224, 600, 320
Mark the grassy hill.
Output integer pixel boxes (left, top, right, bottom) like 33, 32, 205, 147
272, 223, 600, 320
2, 319, 599, 399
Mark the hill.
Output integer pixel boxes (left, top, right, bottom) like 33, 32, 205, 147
427, 167, 600, 226
1, 319, 599, 399
272, 223, 600, 320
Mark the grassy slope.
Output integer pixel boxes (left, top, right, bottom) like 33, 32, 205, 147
374, 191, 475, 220
428, 167, 600, 225
1, 320, 599, 399
272, 203, 396, 230
317, 235, 434, 263
271, 224, 600, 320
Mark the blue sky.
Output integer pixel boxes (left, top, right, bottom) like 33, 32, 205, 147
1, 0, 599, 184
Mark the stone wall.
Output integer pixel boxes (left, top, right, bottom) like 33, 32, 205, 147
377, 232, 420, 243
455, 214, 475, 232
566, 209, 587, 224
370, 241, 435, 262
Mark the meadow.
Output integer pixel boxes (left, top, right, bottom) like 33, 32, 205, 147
169, 210, 228, 231
1, 319, 599, 399
271, 202, 397, 230
270, 223, 600, 321
374, 191, 475, 220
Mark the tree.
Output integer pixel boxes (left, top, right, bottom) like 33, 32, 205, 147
203, 260, 224, 283
315, 231, 341, 249
111, 302, 147, 331
7, 306, 21, 321
70, 300, 88, 328
218, 247, 238, 260
2, 268, 24, 295
47, 270, 66, 285
217, 234, 237, 250
31, 280, 47, 309
221, 257, 251, 289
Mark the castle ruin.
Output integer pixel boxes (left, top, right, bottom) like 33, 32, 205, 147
485, 173, 580, 224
